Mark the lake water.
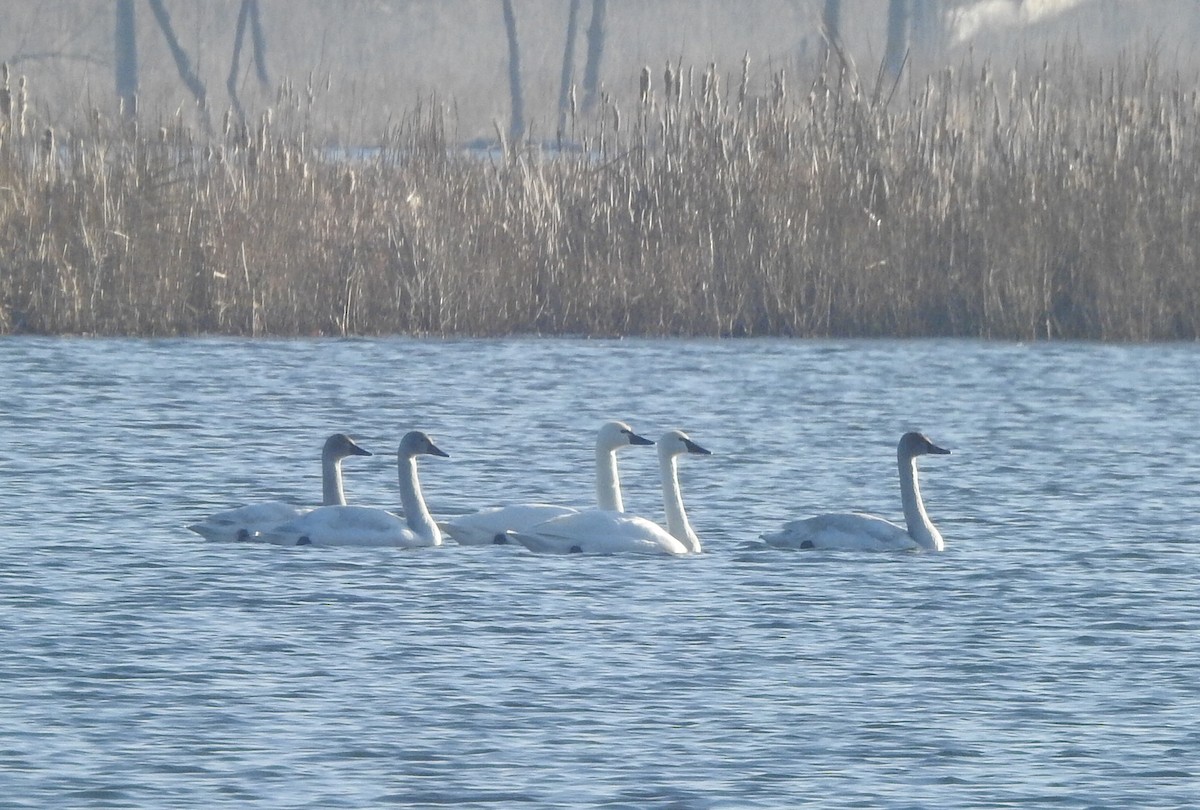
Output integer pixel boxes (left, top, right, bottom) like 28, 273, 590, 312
1, 337, 1197, 808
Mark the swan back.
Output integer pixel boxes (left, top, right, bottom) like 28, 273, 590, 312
509, 510, 689, 555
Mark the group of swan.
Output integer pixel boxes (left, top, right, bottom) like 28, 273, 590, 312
258, 430, 449, 548
440, 420, 653, 546
187, 433, 373, 542
189, 424, 951, 555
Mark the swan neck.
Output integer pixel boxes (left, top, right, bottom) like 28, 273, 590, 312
660, 452, 700, 553
321, 453, 347, 506
398, 455, 437, 537
898, 453, 942, 551
595, 445, 623, 512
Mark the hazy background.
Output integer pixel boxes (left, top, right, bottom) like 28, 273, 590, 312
4, 0, 1200, 143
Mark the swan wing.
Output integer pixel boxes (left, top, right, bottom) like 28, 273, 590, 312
512, 509, 688, 555
259, 505, 428, 548
442, 503, 578, 546
188, 501, 310, 542
762, 512, 919, 552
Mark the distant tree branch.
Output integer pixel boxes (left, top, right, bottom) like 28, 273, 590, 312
115, 0, 138, 117
501, 0, 524, 143
146, 0, 213, 132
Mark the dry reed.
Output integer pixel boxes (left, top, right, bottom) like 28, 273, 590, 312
2, 46, 1198, 340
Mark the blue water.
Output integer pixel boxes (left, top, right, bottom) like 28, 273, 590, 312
2, 337, 1197, 808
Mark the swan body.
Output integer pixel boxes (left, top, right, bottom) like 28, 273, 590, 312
260, 431, 448, 548
511, 429, 710, 556
442, 421, 652, 546
188, 433, 371, 542
762, 432, 950, 552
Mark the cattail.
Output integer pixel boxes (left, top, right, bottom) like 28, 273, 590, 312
17, 75, 27, 136
739, 52, 750, 107
663, 61, 674, 105
640, 65, 651, 105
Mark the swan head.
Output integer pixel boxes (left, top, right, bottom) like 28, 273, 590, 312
657, 429, 712, 459
324, 433, 373, 459
597, 420, 654, 451
898, 431, 950, 459
398, 430, 450, 460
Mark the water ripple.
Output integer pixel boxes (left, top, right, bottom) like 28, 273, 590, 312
1, 337, 1198, 807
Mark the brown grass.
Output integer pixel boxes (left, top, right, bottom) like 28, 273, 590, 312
2, 45, 1199, 340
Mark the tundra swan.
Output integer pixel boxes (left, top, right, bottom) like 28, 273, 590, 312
441, 421, 653, 546
259, 431, 448, 548
762, 431, 951, 552
187, 433, 371, 542
511, 429, 710, 555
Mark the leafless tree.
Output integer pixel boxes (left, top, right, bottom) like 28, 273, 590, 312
581, 0, 606, 111
501, 0, 524, 143
884, 0, 910, 79
821, 0, 841, 65
146, 0, 213, 132
114, 0, 137, 118
227, 0, 270, 124
557, 0, 581, 138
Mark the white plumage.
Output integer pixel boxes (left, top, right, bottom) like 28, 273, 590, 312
510, 429, 710, 556
259, 431, 448, 548
762, 431, 951, 552
188, 433, 371, 542
441, 421, 653, 546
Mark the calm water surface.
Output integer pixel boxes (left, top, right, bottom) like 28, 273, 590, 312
1, 337, 1197, 808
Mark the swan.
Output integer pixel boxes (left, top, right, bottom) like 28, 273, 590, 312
510, 429, 711, 556
188, 433, 372, 542
441, 420, 654, 546
259, 431, 448, 548
761, 431, 951, 552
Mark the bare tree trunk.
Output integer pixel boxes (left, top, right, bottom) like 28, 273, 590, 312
247, 0, 269, 86
582, 0, 607, 111
227, 0, 270, 124
821, 0, 841, 66
501, 0, 525, 144
115, 0, 138, 118
557, 0, 581, 139
910, 0, 942, 59
227, 0, 252, 123
147, 0, 212, 132
884, 0, 909, 79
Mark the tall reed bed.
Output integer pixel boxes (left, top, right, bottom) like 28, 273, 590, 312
2, 47, 1198, 339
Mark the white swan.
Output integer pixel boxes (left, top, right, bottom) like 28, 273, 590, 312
188, 433, 372, 542
762, 431, 951, 552
259, 431, 448, 548
441, 420, 654, 546
511, 429, 711, 556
